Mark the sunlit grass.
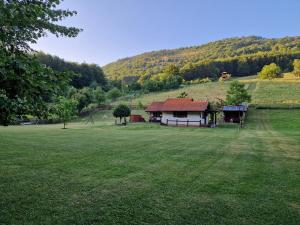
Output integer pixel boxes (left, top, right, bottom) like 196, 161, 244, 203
0, 109, 299, 224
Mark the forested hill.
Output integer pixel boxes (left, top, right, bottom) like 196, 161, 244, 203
36, 52, 107, 89
103, 36, 300, 80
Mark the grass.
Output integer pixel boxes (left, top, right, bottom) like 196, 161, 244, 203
250, 81, 300, 105
0, 109, 300, 224
114, 75, 300, 108
116, 81, 231, 105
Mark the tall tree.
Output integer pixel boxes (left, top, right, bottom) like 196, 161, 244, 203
0, 0, 81, 125
226, 81, 251, 105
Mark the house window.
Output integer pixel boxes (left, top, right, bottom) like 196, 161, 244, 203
173, 111, 187, 118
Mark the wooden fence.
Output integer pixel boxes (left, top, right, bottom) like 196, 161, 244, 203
166, 119, 203, 127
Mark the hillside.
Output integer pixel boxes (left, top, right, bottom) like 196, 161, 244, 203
115, 75, 300, 107
103, 36, 300, 80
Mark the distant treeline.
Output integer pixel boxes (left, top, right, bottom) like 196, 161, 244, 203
36, 52, 107, 89
180, 52, 300, 80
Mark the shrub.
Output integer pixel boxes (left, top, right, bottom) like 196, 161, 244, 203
137, 101, 144, 109
177, 92, 188, 98
143, 80, 163, 92
107, 87, 122, 101
259, 63, 282, 79
293, 59, 300, 77
191, 77, 212, 84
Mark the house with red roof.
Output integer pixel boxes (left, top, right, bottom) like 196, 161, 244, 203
146, 98, 215, 127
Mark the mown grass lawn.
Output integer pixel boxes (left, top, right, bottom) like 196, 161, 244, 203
0, 109, 299, 225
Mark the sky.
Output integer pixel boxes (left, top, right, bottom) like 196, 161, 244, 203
32, 0, 300, 66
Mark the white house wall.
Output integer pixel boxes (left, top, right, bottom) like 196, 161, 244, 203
161, 112, 208, 126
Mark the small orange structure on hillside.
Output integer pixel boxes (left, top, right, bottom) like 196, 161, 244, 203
219, 72, 231, 81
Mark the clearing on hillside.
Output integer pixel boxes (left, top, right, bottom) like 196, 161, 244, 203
115, 77, 300, 108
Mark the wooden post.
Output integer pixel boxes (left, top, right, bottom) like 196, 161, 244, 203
214, 112, 217, 125
187, 120, 189, 127
199, 120, 201, 127
176, 119, 178, 126
167, 119, 168, 125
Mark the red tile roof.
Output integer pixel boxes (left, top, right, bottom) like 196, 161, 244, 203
146, 98, 208, 112
145, 101, 164, 112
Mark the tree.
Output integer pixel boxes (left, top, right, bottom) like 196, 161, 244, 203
259, 63, 282, 79
113, 104, 131, 125
54, 97, 78, 129
177, 92, 188, 98
293, 59, 300, 77
0, 0, 81, 125
81, 103, 98, 125
72, 86, 106, 113
226, 81, 251, 105
73, 87, 95, 113
107, 87, 122, 101
163, 64, 180, 75
164, 75, 183, 89
143, 79, 163, 92
128, 81, 142, 91
93, 87, 106, 106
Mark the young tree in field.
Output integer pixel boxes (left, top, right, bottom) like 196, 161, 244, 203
226, 81, 251, 105
54, 97, 78, 129
293, 59, 300, 77
259, 63, 282, 79
0, 0, 81, 125
113, 104, 131, 125
107, 87, 122, 101
177, 92, 188, 98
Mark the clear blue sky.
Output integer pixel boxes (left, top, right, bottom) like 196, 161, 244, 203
32, 0, 300, 66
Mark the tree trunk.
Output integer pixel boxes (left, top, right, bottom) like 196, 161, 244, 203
63, 122, 66, 129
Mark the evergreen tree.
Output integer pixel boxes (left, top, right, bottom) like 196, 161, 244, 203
226, 81, 251, 105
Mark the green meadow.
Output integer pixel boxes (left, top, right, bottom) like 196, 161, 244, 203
115, 76, 300, 107
0, 109, 299, 225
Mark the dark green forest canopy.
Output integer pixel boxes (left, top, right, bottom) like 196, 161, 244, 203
36, 52, 107, 88
103, 36, 300, 80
